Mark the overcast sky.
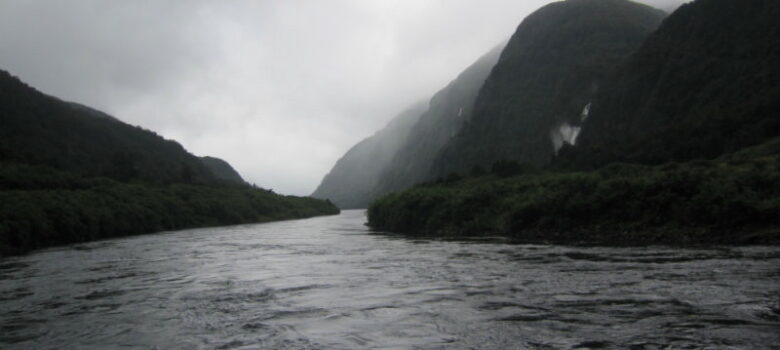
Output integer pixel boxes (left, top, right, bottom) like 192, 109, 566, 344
0, 0, 687, 195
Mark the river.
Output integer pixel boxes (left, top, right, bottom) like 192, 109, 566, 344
1, 210, 778, 349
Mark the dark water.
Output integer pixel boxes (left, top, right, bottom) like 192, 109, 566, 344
1, 210, 778, 350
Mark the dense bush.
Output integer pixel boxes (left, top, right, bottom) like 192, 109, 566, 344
0, 163, 339, 256
368, 139, 780, 245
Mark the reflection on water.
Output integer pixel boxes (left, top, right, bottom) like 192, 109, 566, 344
1, 210, 778, 349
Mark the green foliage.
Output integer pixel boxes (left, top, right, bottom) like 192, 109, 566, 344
0, 163, 339, 256
368, 139, 780, 245
490, 160, 538, 178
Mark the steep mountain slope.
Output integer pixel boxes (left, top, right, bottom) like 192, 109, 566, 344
560, 0, 780, 168
311, 102, 427, 208
372, 44, 505, 196
199, 156, 246, 185
430, 0, 666, 177
367, 0, 780, 245
313, 43, 505, 208
0, 69, 217, 184
0, 70, 339, 256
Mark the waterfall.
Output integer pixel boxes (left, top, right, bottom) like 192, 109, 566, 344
550, 102, 590, 153
551, 122, 582, 153
581, 102, 591, 122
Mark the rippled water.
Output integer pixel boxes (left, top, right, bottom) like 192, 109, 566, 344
1, 210, 779, 349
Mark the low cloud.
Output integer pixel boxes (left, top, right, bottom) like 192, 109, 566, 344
0, 0, 687, 195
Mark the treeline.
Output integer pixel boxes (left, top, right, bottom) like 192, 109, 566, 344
368, 139, 780, 245
0, 163, 339, 256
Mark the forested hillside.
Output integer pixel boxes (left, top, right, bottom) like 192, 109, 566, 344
199, 156, 247, 185
368, 0, 780, 245
430, 0, 666, 177
0, 70, 218, 184
316, 0, 666, 209
0, 70, 339, 256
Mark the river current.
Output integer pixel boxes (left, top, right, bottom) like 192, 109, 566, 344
1, 210, 778, 349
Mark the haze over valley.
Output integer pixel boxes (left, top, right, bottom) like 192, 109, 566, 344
1, 0, 688, 195
2, 1, 779, 349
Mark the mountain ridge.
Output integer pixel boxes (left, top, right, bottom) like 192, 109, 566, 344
367, 0, 780, 245
430, 0, 667, 177
312, 43, 506, 208
558, 0, 780, 168
311, 102, 427, 208
0, 69, 219, 184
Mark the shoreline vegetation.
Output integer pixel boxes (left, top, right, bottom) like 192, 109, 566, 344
0, 67, 339, 257
367, 139, 780, 246
0, 163, 339, 257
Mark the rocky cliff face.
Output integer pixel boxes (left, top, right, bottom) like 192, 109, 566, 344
430, 0, 666, 177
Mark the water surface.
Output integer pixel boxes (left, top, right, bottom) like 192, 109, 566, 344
1, 210, 778, 349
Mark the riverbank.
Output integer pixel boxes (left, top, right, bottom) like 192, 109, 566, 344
367, 140, 780, 246
0, 163, 340, 257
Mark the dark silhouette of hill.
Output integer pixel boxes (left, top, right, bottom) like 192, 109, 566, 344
0, 69, 338, 256
431, 0, 666, 178
372, 44, 506, 199
559, 0, 780, 168
199, 156, 247, 185
0, 69, 216, 184
367, 0, 780, 245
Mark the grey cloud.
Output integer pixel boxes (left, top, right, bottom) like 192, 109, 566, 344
0, 0, 688, 195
